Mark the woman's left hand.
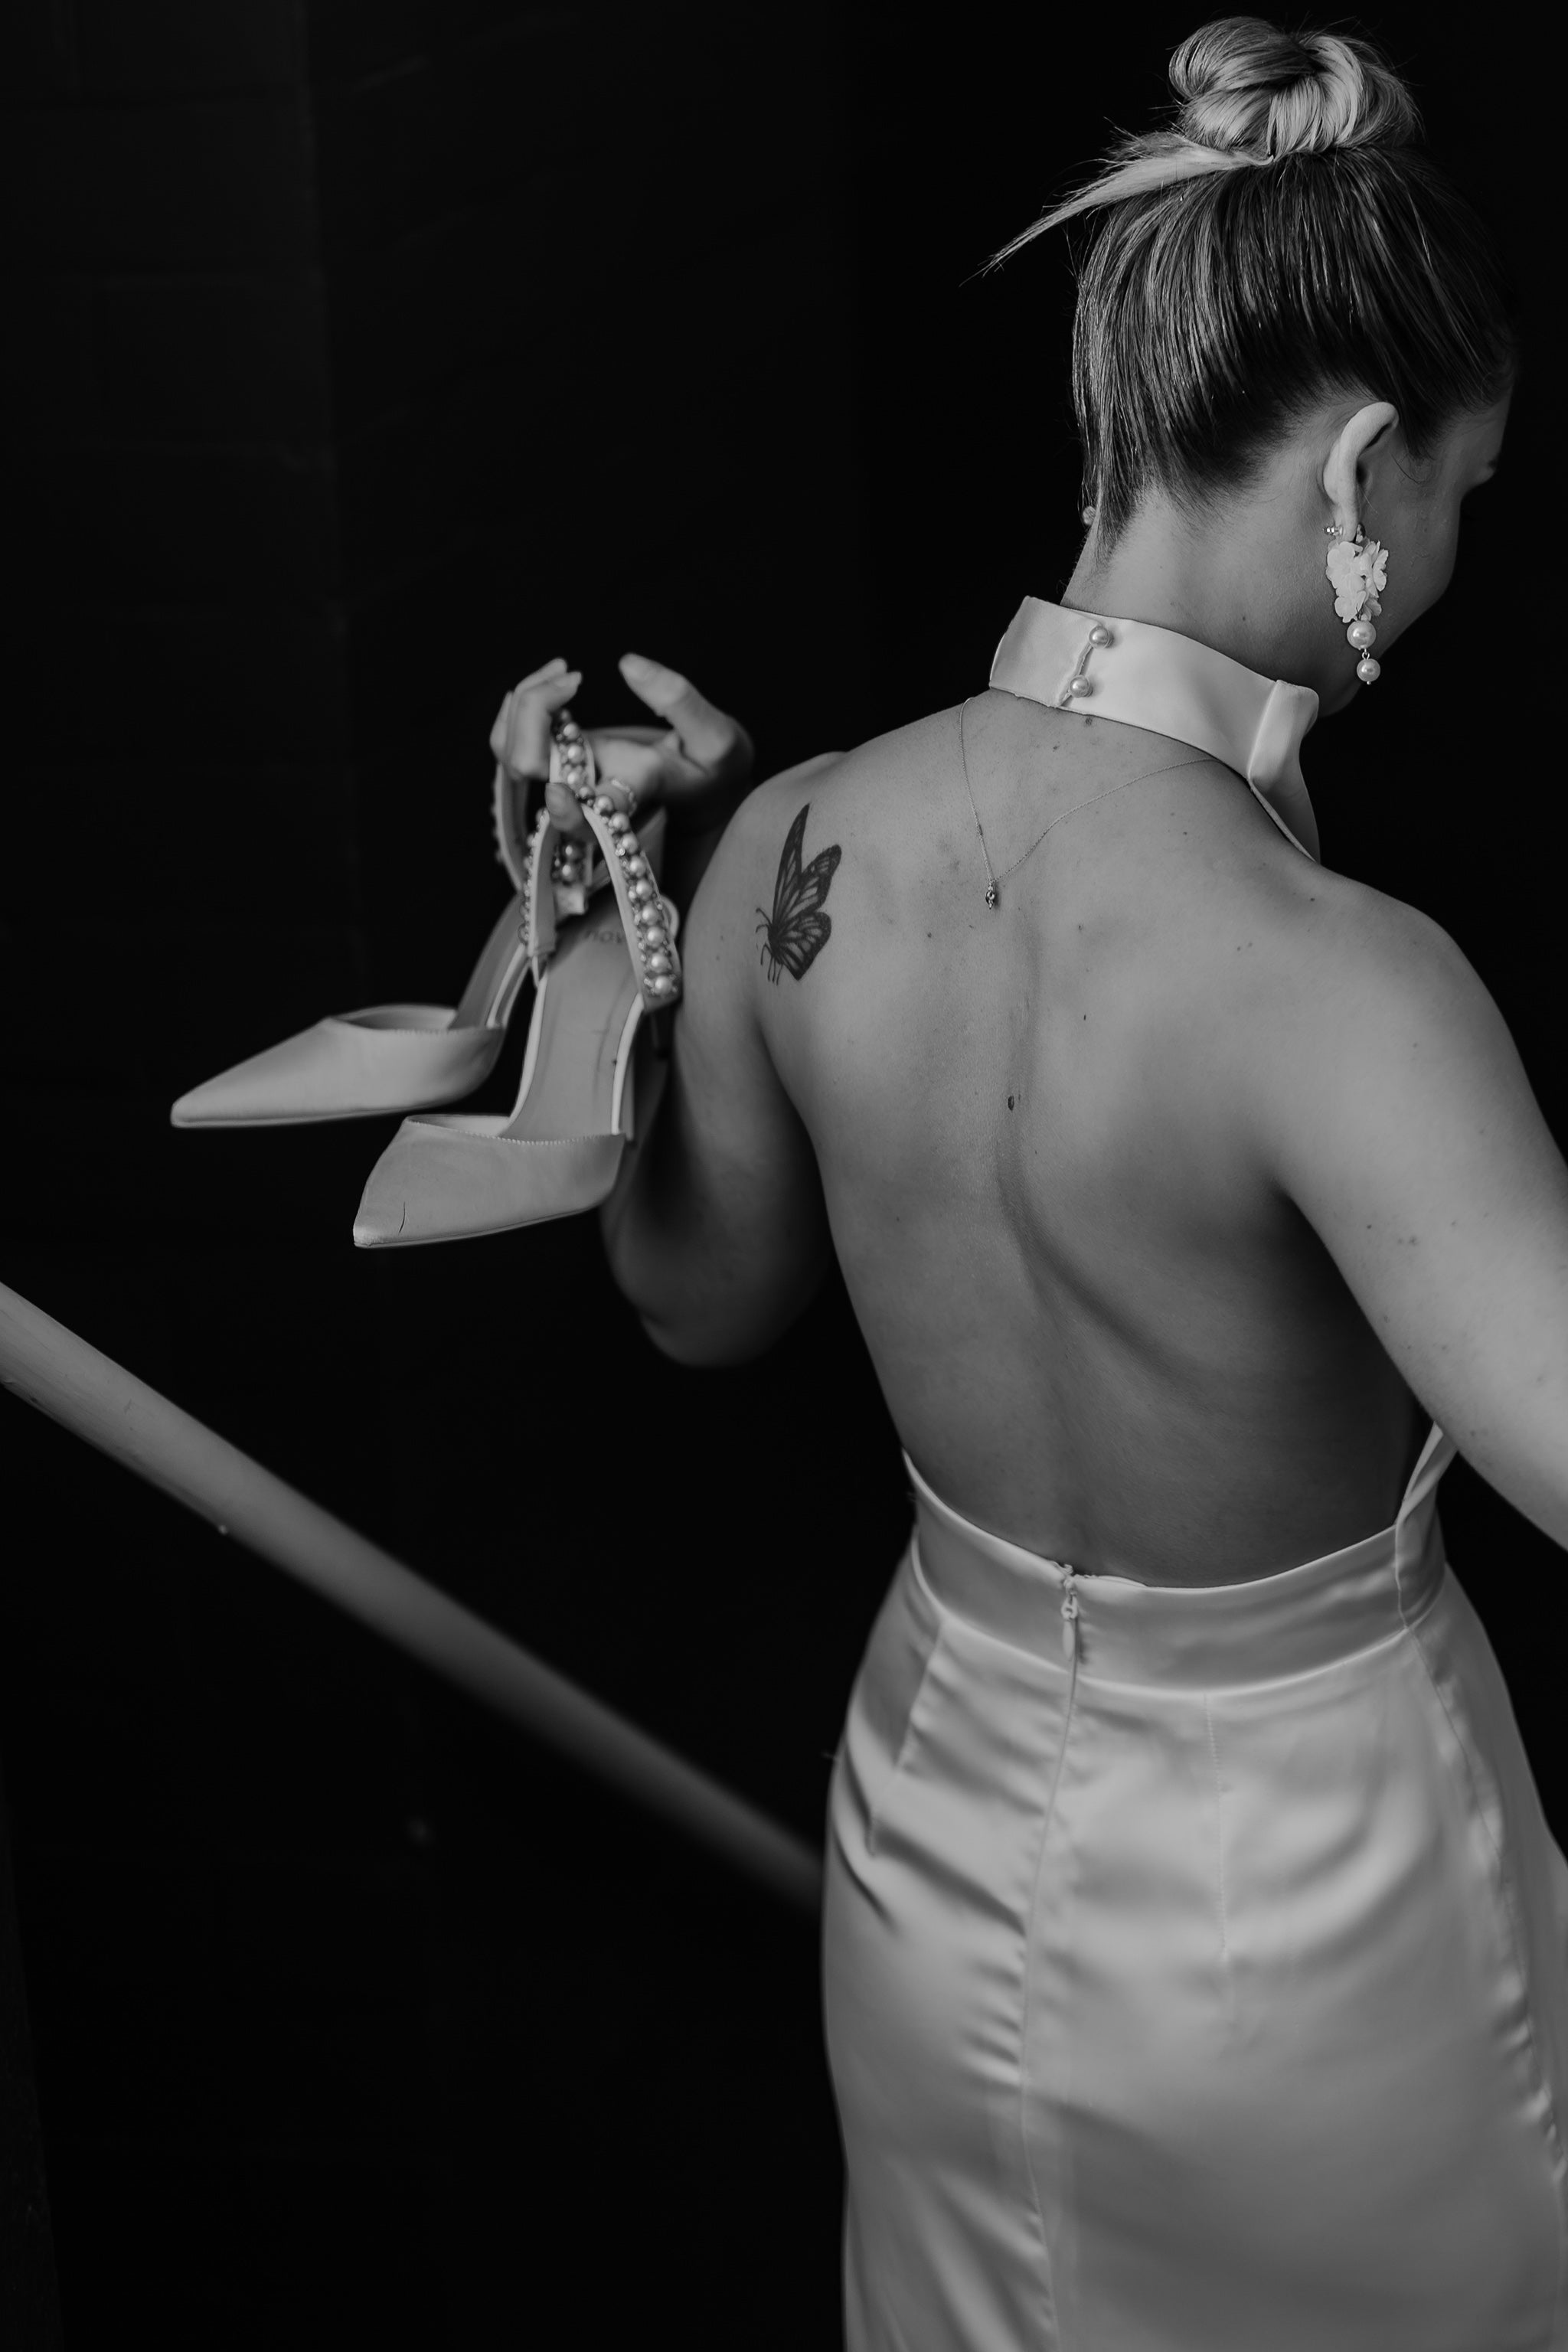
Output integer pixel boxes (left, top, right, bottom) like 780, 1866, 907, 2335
490, 651, 754, 841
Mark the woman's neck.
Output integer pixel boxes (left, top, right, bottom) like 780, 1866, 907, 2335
1058, 494, 1341, 708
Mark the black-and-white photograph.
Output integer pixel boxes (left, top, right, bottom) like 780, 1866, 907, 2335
2, 5, 1560, 2344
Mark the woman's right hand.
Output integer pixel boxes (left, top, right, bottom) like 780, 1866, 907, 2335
489, 652, 754, 841
489, 653, 585, 789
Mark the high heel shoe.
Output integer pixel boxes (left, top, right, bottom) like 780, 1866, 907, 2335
351, 716, 681, 1246
169, 754, 603, 1128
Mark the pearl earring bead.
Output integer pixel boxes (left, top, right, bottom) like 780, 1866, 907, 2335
1328, 521, 1388, 685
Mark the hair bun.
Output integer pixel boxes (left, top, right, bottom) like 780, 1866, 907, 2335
1169, 15, 1419, 159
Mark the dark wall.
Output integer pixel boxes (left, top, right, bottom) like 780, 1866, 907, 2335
4, 5, 872, 2344
2, 5, 1557, 2346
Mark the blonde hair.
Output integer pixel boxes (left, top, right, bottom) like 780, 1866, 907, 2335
987, 16, 1518, 546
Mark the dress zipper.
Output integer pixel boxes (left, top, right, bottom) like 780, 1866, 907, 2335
1039, 1563, 1083, 1858
1060, 1566, 1080, 1664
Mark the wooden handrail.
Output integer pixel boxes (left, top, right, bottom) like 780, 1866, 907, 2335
0, 1282, 823, 1916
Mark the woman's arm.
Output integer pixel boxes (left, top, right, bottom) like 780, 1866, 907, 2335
488, 650, 838, 1364
600, 761, 840, 1364
1250, 882, 1568, 1547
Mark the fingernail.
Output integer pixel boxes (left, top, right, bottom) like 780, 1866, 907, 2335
620, 652, 653, 677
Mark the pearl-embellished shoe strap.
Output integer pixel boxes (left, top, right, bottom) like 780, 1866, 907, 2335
494, 757, 612, 916
577, 799, 682, 1005
548, 713, 681, 1008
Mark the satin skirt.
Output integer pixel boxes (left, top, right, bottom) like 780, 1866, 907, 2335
822, 1434, 1568, 2350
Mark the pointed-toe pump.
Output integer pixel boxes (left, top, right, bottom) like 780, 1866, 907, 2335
169, 754, 603, 1128
352, 718, 681, 1248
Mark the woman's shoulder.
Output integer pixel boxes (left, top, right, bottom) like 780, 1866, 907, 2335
1179, 832, 1507, 1164
736, 706, 950, 817
1237, 844, 1478, 1007
723, 707, 956, 885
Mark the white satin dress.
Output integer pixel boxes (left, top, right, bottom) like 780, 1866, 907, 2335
822, 601, 1568, 2351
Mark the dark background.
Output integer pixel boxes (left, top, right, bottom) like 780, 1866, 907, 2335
0, 4, 1556, 2344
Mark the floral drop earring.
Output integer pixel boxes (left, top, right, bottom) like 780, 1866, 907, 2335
1325, 521, 1387, 684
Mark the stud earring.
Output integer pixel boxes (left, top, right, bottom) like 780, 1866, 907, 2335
1325, 522, 1388, 685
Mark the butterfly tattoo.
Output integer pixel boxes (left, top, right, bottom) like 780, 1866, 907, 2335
756, 803, 842, 984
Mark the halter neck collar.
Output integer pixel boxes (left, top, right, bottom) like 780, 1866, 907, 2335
989, 598, 1321, 861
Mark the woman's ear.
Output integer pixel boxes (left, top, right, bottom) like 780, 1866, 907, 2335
1322, 400, 1399, 532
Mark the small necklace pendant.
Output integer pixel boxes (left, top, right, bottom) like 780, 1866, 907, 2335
985, 882, 998, 911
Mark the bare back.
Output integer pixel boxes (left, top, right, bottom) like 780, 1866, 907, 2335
750, 690, 1423, 1586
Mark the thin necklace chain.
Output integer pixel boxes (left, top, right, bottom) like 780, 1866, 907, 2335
957, 698, 1209, 910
